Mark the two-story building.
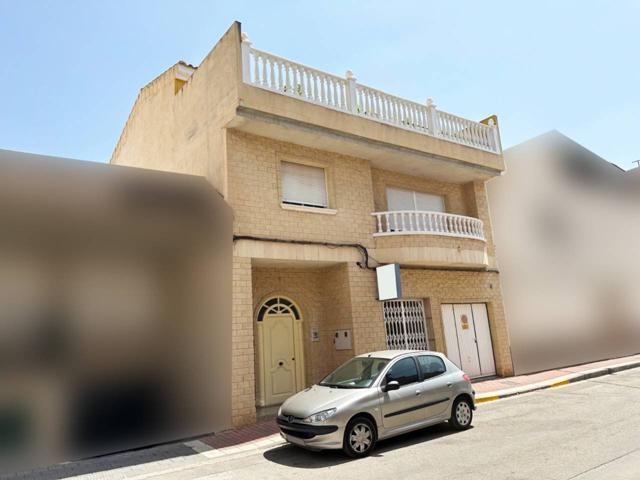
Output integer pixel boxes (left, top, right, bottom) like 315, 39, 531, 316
111, 22, 514, 427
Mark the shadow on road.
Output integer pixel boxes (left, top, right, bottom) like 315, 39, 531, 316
4, 442, 198, 480
263, 423, 464, 468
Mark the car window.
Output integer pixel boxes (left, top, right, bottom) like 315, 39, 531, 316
386, 357, 419, 386
320, 357, 389, 388
417, 355, 446, 379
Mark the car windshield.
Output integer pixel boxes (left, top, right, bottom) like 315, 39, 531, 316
319, 357, 389, 389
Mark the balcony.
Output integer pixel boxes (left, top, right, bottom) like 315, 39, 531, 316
370, 210, 488, 268
372, 210, 485, 241
240, 35, 501, 156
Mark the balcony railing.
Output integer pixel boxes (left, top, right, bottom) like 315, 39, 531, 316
372, 210, 485, 241
240, 34, 501, 154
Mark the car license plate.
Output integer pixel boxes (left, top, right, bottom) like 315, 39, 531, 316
283, 433, 305, 446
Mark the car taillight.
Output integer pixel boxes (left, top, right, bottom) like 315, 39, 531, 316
462, 373, 471, 382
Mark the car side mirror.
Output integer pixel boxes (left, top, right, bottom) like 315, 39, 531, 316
383, 380, 400, 392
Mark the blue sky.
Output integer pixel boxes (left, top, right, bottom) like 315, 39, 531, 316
1, 1, 639, 169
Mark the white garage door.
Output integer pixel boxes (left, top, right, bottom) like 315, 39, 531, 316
441, 303, 496, 378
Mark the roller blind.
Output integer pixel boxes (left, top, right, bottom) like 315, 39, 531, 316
415, 191, 444, 212
386, 187, 414, 211
281, 161, 328, 208
386, 187, 444, 212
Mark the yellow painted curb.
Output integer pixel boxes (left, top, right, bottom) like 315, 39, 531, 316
549, 379, 570, 388
475, 395, 500, 403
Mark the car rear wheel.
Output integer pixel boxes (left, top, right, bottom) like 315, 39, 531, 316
343, 416, 376, 458
449, 397, 473, 430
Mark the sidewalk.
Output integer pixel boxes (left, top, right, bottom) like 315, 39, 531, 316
188, 352, 640, 457
473, 352, 640, 402
8, 353, 640, 480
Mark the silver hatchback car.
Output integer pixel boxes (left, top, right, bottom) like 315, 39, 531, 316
277, 350, 475, 457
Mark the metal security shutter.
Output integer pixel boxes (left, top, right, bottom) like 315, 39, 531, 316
383, 299, 429, 350
281, 161, 328, 208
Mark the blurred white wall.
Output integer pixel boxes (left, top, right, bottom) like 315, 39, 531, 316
0, 150, 233, 472
488, 132, 640, 374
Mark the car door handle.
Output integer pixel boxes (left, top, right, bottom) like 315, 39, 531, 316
415, 390, 422, 396
447, 383, 453, 387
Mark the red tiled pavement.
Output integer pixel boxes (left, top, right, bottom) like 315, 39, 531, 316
199, 419, 280, 449
472, 353, 640, 394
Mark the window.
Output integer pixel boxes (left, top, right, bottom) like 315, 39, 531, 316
386, 357, 419, 386
417, 355, 446, 379
281, 161, 328, 208
320, 357, 390, 389
386, 187, 444, 212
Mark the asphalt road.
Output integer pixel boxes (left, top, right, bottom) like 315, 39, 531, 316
196, 368, 640, 480
14, 368, 640, 479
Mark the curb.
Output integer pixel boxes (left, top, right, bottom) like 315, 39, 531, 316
475, 360, 640, 404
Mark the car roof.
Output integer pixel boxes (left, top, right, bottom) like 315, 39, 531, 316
356, 350, 443, 360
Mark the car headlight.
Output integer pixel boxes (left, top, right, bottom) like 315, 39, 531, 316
277, 405, 283, 417
302, 408, 337, 424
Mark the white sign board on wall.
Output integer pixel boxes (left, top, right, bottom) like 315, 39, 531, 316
376, 263, 402, 301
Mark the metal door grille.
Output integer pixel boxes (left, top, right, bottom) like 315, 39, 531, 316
383, 299, 429, 350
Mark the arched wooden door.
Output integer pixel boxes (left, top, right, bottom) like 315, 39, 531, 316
256, 297, 305, 406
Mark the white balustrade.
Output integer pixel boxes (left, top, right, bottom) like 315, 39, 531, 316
241, 35, 501, 154
243, 41, 349, 112
371, 210, 485, 241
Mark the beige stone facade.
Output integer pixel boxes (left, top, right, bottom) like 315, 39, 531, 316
111, 22, 514, 428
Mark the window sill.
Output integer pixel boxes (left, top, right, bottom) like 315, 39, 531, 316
280, 203, 337, 215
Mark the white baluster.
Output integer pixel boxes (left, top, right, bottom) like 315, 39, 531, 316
426, 98, 438, 137
253, 52, 260, 85
284, 62, 290, 93
322, 76, 329, 103
241, 33, 252, 82
277, 61, 283, 91
346, 71, 357, 112
261, 55, 268, 87
489, 118, 501, 153
269, 58, 276, 89
310, 72, 316, 101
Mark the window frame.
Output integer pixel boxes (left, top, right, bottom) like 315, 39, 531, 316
416, 355, 447, 381
279, 159, 331, 210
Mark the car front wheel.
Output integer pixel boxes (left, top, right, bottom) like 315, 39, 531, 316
343, 416, 377, 458
449, 397, 473, 430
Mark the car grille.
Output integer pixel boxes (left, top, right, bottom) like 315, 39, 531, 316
280, 427, 315, 439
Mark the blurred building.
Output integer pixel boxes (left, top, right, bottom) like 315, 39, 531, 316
0, 149, 232, 469
111, 21, 514, 427
488, 131, 640, 374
